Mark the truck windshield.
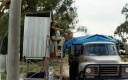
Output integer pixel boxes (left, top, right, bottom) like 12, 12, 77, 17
84, 44, 117, 56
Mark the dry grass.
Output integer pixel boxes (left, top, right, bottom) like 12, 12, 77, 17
19, 55, 69, 79
1, 56, 128, 80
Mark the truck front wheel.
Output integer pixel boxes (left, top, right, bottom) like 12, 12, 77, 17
78, 71, 84, 80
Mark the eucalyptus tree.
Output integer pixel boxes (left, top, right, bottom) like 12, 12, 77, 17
114, 3, 128, 42
122, 3, 128, 20
114, 3, 128, 54
114, 21, 128, 42
77, 26, 87, 33
53, 0, 78, 30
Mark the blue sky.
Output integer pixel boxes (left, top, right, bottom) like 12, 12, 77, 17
74, 0, 128, 37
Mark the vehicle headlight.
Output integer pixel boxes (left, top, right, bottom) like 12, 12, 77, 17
125, 68, 128, 73
86, 68, 91, 73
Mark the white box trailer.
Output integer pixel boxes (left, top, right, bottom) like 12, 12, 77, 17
23, 12, 51, 59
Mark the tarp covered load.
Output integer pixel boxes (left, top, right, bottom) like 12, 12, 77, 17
65, 34, 118, 49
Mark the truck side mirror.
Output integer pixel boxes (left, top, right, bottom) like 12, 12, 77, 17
118, 51, 121, 55
118, 50, 125, 55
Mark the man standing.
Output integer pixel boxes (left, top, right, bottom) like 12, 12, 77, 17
63, 29, 73, 57
64, 29, 73, 42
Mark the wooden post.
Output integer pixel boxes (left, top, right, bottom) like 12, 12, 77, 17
7, 0, 21, 80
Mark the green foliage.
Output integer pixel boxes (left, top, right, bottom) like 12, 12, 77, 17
114, 3, 128, 42
54, 0, 78, 30
1, 35, 8, 55
114, 21, 128, 41
108, 36, 125, 50
21, 0, 38, 12
37, 0, 60, 11
0, 13, 9, 36
122, 3, 128, 19
21, 0, 60, 13
0, 13, 9, 55
77, 26, 87, 33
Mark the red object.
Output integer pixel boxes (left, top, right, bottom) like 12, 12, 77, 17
50, 52, 56, 58
124, 59, 127, 62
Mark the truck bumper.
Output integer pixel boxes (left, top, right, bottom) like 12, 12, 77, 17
79, 78, 128, 80
81, 64, 128, 80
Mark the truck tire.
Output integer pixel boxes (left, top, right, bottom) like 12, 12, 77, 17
78, 71, 84, 80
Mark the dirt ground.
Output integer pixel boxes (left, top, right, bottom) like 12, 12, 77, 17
54, 59, 69, 80
62, 60, 69, 78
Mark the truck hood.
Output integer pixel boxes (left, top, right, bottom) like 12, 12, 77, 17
82, 55, 121, 64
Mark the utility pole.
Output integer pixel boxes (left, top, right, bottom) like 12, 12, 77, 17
7, 0, 21, 80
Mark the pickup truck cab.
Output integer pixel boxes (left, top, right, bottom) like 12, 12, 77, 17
78, 42, 128, 79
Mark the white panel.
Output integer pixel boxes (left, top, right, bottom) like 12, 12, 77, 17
0, 54, 6, 72
23, 16, 51, 58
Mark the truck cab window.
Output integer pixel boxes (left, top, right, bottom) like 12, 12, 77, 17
84, 44, 117, 56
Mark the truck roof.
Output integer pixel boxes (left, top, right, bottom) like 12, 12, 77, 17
83, 41, 115, 45
65, 34, 118, 49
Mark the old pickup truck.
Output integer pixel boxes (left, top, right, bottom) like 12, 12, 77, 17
78, 42, 128, 79
66, 34, 128, 80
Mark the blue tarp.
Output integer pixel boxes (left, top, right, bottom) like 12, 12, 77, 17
65, 34, 118, 49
